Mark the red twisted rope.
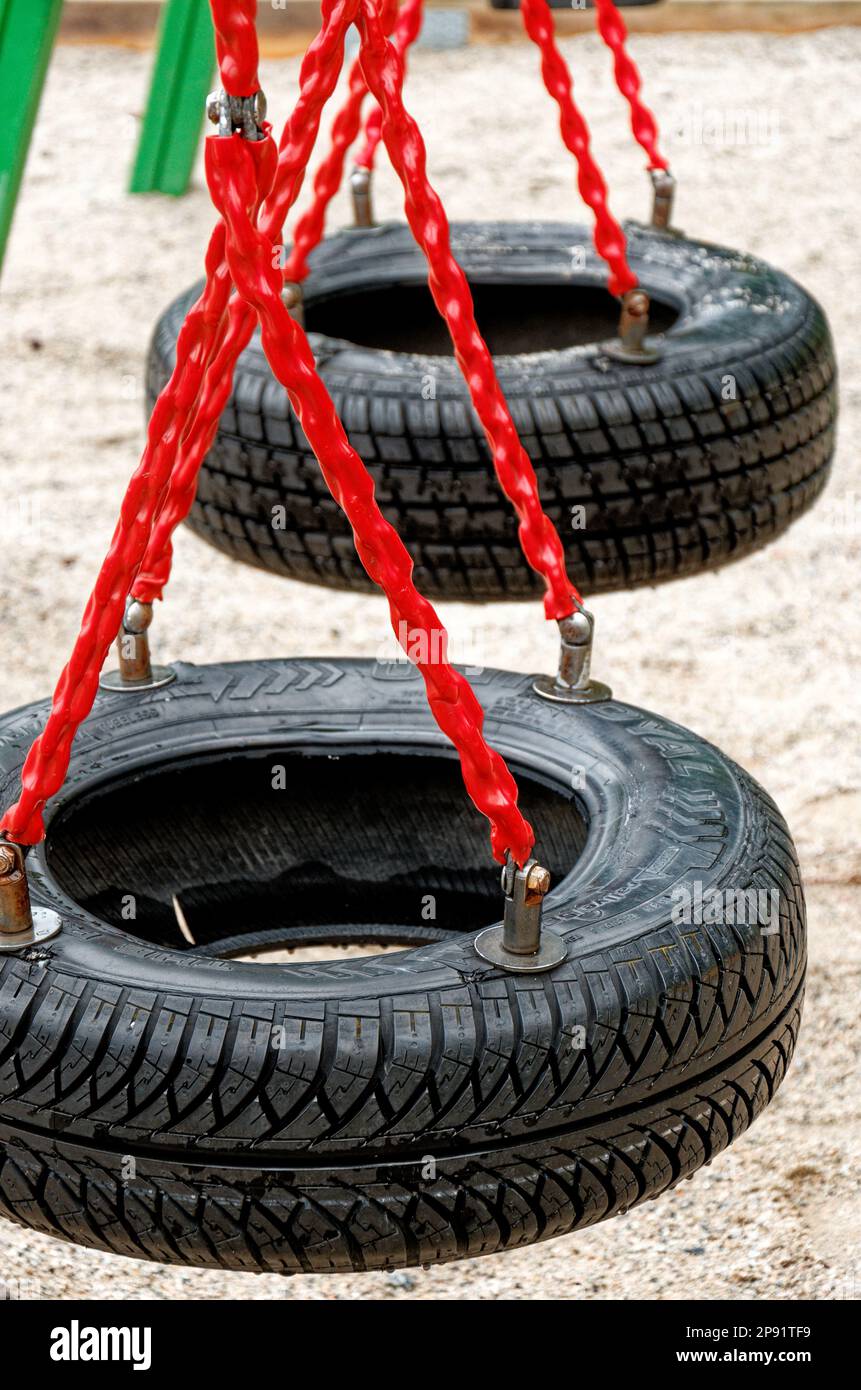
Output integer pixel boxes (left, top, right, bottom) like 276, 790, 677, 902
284, 0, 401, 285
260, 0, 363, 242
209, 0, 260, 96
521, 0, 636, 298
283, 60, 369, 284
0, 140, 276, 845
1, 0, 541, 865
135, 0, 361, 602
354, 0, 424, 172
593, 0, 668, 171
207, 132, 534, 865
146, 0, 581, 621
356, 0, 579, 620
0, 2, 357, 842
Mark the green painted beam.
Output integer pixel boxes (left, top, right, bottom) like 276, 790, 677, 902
0, 0, 64, 277
129, 0, 215, 196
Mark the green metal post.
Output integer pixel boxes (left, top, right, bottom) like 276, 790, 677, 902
129, 0, 216, 196
0, 0, 64, 277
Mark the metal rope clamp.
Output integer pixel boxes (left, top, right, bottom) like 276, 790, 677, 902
206, 88, 268, 141
475, 856, 567, 973
0, 841, 62, 952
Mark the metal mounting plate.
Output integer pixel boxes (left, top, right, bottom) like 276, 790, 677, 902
602, 339, 661, 365
532, 675, 613, 705
474, 924, 568, 973
99, 666, 177, 693
0, 906, 63, 953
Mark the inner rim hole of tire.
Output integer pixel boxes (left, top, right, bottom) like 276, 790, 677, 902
45, 748, 586, 962
305, 280, 678, 356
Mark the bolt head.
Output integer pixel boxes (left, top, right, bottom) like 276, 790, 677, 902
526, 864, 551, 897
561, 610, 592, 647
0, 846, 16, 875
124, 600, 153, 635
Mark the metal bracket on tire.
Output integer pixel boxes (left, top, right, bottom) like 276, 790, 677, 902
99, 596, 176, 693
534, 601, 612, 705
0, 840, 62, 951
475, 855, 567, 973
606, 287, 661, 365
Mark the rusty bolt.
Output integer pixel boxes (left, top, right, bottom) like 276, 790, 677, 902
0, 846, 16, 877
524, 863, 551, 905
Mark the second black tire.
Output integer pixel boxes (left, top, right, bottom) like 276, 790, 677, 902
148, 220, 837, 600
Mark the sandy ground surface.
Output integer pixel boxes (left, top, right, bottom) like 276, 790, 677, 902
0, 29, 858, 1301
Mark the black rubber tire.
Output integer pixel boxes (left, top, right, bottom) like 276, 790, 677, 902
148, 220, 837, 601
0, 659, 805, 1273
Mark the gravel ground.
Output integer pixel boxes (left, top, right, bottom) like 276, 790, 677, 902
0, 28, 858, 1301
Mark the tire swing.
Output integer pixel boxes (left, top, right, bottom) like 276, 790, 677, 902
0, 1, 804, 1276
149, 0, 837, 600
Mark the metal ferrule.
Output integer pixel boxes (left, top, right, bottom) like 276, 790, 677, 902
283, 281, 305, 327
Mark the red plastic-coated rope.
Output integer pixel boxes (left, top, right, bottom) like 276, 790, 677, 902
207, 133, 535, 866
135, 0, 361, 600
1, 0, 557, 861
283, 62, 369, 283
285, 0, 400, 284
0, 3, 355, 840
593, 0, 668, 171
356, 0, 579, 620
259, 0, 363, 244
521, 0, 636, 298
210, 0, 260, 97
0, 142, 277, 846
354, 0, 424, 172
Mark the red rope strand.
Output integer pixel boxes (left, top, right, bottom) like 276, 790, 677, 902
521, 0, 636, 298
354, 0, 424, 172
0, 1, 358, 843
1, 0, 544, 865
284, 0, 401, 285
593, 0, 668, 171
356, 0, 580, 619
207, 131, 534, 864
209, 0, 260, 97
283, 61, 369, 283
0, 141, 277, 845
135, 0, 361, 602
